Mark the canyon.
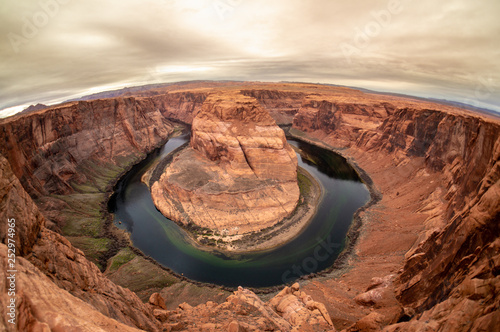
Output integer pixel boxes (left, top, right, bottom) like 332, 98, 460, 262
0, 81, 499, 331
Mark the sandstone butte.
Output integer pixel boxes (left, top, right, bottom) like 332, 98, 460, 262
151, 92, 300, 236
0, 81, 499, 331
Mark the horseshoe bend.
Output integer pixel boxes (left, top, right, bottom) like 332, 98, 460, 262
1, 82, 499, 331
150, 91, 301, 240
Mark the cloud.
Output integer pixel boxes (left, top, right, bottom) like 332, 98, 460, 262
1, 0, 499, 115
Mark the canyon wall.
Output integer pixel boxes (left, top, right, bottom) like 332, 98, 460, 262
293, 95, 499, 220
294, 97, 499, 223
390, 115, 500, 331
0, 97, 176, 198
0, 153, 161, 331
292, 93, 500, 330
0, 83, 498, 331
241, 89, 306, 124
0, 154, 45, 256
150, 91, 207, 124
292, 94, 393, 147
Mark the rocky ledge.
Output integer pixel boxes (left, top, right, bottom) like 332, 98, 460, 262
1, 81, 499, 331
151, 92, 300, 237
148, 282, 333, 331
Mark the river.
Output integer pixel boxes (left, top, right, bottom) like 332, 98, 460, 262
108, 133, 370, 288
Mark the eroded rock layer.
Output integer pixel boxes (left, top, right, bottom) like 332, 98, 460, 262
148, 283, 333, 331
290, 91, 500, 331
151, 92, 299, 235
0, 153, 160, 331
0, 81, 499, 331
0, 97, 176, 198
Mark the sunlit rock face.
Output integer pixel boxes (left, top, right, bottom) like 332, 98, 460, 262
151, 91, 299, 236
2, 81, 499, 331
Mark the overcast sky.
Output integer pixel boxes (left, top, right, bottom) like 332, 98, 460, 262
1, 0, 499, 117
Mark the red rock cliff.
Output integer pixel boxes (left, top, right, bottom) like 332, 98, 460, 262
0, 154, 45, 256
150, 91, 208, 123
241, 89, 306, 124
291, 92, 500, 330
0, 153, 161, 331
0, 97, 175, 198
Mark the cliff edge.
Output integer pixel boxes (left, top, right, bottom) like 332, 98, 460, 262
0, 81, 498, 331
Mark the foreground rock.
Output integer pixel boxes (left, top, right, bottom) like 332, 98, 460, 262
0, 154, 160, 331
151, 92, 299, 236
0, 244, 144, 332
154, 283, 334, 331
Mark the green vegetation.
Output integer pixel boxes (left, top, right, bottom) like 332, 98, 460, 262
106, 247, 137, 273
106, 256, 179, 300
34, 154, 150, 275
56, 141, 184, 296
297, 170, 313, 198
37, 129, 189, 297
74, 157, 140, 193
54, 193, 104, 237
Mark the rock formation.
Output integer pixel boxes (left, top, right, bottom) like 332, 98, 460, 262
0, 154, 45, 256
151, 91, 300, 235
290, 90, 500, 331
0, 81, 499, 331
150, 283, 333, 331
240, 89, 306, 124
0, 96, 176, 198
0, 153, 161, 331
0, 244, 144, 332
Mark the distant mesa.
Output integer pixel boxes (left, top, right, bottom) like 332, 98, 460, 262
150, 91, 300, 236
21, 103, 48, 115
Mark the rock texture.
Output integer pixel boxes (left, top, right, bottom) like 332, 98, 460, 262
292, 94, 392, 148
150, 91, 208, 124
26, 228, 161, 330
0, 81, 499, 331
290, 89, 500, 331
0, 153, 161, 331
150, 283, 334, 331
0, 97, 175, 198
151, 92, 299, 235
0, 154, 45, 256
241, 89, 306, 124
390, 129, 500, 331
0, 244, 143, 332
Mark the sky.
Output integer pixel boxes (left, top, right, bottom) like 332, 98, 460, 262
1, 0, 499, 117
